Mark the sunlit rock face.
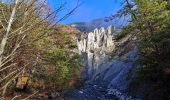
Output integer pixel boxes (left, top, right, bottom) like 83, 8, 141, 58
77, 25, 116, 79
75, 26, 141, 99
77, 25, 140, 90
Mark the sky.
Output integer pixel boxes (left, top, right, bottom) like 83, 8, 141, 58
47, 0, 124, 24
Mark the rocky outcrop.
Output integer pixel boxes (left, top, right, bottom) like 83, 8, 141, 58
77, 26, 116, 79
75, 25, 141, 100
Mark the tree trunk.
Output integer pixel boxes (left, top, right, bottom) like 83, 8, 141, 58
0, 0, 19, 68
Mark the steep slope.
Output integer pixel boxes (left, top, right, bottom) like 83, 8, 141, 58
77, 26, 116, 79
65, 26, 141, 100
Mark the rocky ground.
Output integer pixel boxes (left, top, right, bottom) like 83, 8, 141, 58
64, 81, 119, 100
64, 81, 141, 100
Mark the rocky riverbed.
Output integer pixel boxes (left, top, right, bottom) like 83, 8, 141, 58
64, 81, 141, 100
64, 81, 118, 100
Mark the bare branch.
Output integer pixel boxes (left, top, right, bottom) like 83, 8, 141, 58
23, 91, 39, 100
0, 0, 19, 68
0, 63, 16, 72
0, 69, 17, 83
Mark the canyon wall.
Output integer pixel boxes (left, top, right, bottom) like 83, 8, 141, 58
65, 26, 141, 99
77, 26, 116, 80
77, 26, 140, 92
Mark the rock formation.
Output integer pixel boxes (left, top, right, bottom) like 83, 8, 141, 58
71, 25, 141, 100
77, 26, 116, 79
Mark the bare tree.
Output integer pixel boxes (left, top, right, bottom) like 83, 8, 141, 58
0, 0, 80, 97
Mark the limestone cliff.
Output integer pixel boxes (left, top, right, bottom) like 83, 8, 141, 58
76, 25, 141, 99
77, 26, 116, 79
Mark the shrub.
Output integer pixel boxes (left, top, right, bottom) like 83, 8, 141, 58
115, 24, 133, 40
34, 48, 83, 90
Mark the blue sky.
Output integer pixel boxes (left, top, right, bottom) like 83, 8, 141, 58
47, 0, 124, 24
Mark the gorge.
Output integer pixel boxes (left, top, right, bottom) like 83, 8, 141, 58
1, 0, 170, 99
65, 26, 141, 100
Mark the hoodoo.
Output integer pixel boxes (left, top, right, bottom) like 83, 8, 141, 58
77, 26, 116, 79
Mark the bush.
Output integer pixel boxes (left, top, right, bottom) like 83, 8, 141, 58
115, 24, 133, 40
36, 48, 83, 90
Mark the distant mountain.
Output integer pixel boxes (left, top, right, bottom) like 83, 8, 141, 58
69, 18, 122, 32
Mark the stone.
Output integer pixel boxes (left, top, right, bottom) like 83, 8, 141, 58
77, 25, 116, 79
76, 25, 141, 100
79, 91, 84, 94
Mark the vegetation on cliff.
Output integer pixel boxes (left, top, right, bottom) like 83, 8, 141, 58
112, 0, 170, 99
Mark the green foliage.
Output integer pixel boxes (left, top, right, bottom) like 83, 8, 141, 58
120, 0, 170, 98
134, 0, 170, 37
30, 26, 82, 90
138, 28, 170, 79
120, 0, 170, 79
0, 1, 81, 97
42, 48, 82, 88
115, 24, 133, 40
